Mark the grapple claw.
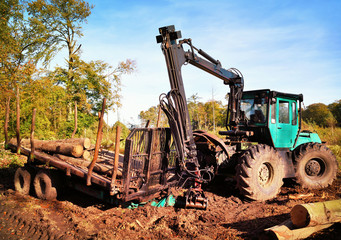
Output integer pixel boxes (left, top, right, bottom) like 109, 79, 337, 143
185, 188, 208, 210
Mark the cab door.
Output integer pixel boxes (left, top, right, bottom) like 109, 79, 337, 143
275, 98, 298, 148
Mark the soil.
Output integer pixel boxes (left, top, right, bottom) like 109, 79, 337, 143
0, 158, 340, 240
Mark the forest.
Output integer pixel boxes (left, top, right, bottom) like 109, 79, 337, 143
0, 0, 135, 145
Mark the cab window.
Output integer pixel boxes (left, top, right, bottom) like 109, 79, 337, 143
292, 102, 297, 125
279, 101, 289, 123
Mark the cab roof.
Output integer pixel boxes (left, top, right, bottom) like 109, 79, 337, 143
242, 89, 303, 102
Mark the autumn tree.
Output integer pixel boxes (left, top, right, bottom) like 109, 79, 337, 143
0, 0, 62, 143
29, 0, 135, 115
303, 103, 336, 127
188, 94, 201, 129
139, 105, 167, 128
328, 100, 341, 127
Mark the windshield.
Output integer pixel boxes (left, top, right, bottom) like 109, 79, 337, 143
241, 97, 268, 124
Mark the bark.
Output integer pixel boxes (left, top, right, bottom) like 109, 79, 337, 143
290, 199, 341, 228
111, 125, 122, 192
59, 138, 91, 149
71, 101, 77, 138
4, 96, 10, 149
87, 98, 106, 185
29, 108, 37, 162
262, 219, 332, 240
16, 86, 20, 154
10, 138, 45, 149
55, 154, 122, 177
41, 142, 83, 158
10, 138, 84, 158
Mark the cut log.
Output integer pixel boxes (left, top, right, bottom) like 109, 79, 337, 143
54, 154, 122, 177
59, 138, 91, 149
290, 199, 341, 228
9, 138, 45, 149
262, 219, 333, 240
82, 150, 91, 161
9, 138, 90, 153
54, 154, 91, 168
41, 142, 83, 158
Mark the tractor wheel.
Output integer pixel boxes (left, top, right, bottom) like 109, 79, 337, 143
33, 170, 57, 200
14, 167, 32, 195
294, 143, 337, 189
235, 144, 284, 201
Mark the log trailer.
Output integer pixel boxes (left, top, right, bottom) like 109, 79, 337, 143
10, 25, 338, 210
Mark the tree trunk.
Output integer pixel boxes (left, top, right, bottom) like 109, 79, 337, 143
4, 96, 10, 149
290, 199, 341, 228
29, 108, 37, 163
71, 101, 77, 138
16, 86, 20, 154
263, 219, 333, 240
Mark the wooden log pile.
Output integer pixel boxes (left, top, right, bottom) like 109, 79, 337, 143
261, 199, 341, 240
9, 138, 122, 178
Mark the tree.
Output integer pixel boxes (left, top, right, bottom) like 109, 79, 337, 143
188, 94, 201, 129
29, 0, 136, 114
51, 58, 136, 114
329, 100, 341, 127
28, 0, 93, 107
1, 0, 60, 143
303, 103, 336, 127
139, 105, 167, 128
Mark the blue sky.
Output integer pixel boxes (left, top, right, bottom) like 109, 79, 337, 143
51, 0, 341, 126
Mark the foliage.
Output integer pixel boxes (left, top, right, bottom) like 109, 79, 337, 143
0, 145, 26, 169
0, 0, 136, 143
139, 105, 167, 128
302, 121, 341, 146
328, 145, 341, 170
302, 103, 336, 128
302, 120, 341, 169
328, 100, 341, 127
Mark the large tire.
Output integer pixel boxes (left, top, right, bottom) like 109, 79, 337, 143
235, 144, 284, 201
33, 170, 57, 200
14, 167, 31, 195
294, 143, 338, 189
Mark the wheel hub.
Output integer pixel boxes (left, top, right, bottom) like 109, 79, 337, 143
305, 159, 321, 176
259, 163, 270, 185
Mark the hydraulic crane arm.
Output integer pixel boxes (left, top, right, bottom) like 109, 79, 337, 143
156, 26, 244, 165
156, 26, 243, 208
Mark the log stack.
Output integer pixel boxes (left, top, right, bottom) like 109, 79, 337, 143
10, 138, 90, 158
9, 138, 121, 177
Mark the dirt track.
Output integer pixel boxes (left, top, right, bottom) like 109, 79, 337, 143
0, 165, 340, 240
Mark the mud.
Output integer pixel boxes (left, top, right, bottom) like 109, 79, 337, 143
0, 166, 340, 240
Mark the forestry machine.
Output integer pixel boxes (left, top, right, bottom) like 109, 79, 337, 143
156, 25, 338, 209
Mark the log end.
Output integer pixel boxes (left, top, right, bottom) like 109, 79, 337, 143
82, 150, 91, 161
72, 145, 84, 158
291, 204, 309, 228
83, 138, 91, 149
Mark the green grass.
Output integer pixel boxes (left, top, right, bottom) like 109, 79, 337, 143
0, 144, 26, 169
302, 121, 341, 170
328, 145, 341, 170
